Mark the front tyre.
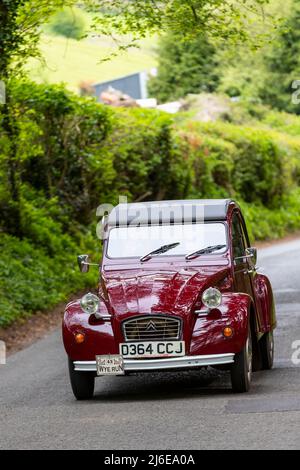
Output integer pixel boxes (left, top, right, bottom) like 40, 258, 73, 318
260, 331, 274, 370
68, 358, 95, 400
231, 328, 253, 393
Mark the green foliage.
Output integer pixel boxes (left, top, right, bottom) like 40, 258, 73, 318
240, 188, 300, 241
188, 122, 288, 207
173, 100, 300, 241
216, 0, 300, 114
0, 0, 275, 81
0, 0, 70, 79
0, 233, 96, 327
101, 108, 190, 201
89, 0, 273, 49
0, 81, 112, 232
47, 6, 86, 40
217, 48, 269, 101
148, 33, 219, 103
1, 82, 300, 327
260, 0, 300, 113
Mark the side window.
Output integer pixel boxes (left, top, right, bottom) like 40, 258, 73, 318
232, 213, 246, 264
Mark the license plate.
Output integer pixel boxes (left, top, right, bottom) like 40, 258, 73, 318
96, 354, 125, 376
120, 341, 185, 359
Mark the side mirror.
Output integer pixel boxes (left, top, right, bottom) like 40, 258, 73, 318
77, 254, 90, 273
246, 247, 257, 266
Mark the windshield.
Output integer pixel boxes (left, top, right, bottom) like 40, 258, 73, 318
107, 223, 228, 259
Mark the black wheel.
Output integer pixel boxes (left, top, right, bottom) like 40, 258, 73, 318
231, 327, 253, 393
260, 331, 274, 370
68, 358, 95, 400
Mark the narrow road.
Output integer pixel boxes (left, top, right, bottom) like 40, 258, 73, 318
1, 240, 300, 450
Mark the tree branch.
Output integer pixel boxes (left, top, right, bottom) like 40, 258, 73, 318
190, 4, 199, 22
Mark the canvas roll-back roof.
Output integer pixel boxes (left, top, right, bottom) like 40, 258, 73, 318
106, 199, 237, 227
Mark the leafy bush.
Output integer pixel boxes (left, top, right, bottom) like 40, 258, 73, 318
148, 32, 219, 103
0, 233, 96, 327
48, 7, 86, 40
0, 81, 112, 234
194, 122, 287, 207
240, 188, 300, 241
101, 108, 191, 201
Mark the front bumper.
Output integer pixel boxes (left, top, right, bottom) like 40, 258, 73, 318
74, 353, 235, 373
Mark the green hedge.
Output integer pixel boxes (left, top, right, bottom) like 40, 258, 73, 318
179, 121, 300, 207
1, 81, 300, 326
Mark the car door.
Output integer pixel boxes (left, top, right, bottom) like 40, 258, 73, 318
231, 211, 253, 298
231, 211, 264, 332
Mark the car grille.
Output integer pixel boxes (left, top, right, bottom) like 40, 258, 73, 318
122, 315, 181, 342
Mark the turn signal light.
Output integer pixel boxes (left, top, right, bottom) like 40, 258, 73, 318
75, 333, 85, 344
223, 327, 233, 338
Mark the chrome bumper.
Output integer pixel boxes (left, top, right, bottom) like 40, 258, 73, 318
74, 353, 235, 373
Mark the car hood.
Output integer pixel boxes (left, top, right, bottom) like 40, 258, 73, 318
101, 265, 229, 320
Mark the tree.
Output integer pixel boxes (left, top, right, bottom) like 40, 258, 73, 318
0, 0, 274, 89
48, 6, 86, 40
260, 0, 300, 113
88, 0, 272, 48
0, 0, 274, 235
0, 0, 68, 235
148, 33, 219, 103
0, 1, 69, 81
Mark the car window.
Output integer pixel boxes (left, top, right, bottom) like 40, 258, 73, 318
107, 223, 227, 259
232, 213, 246, 264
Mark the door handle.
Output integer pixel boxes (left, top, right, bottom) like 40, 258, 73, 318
244, 269, 251, 275
244, 267, 259, 275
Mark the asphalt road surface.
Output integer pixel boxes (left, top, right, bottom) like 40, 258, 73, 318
1, 239, 300, 450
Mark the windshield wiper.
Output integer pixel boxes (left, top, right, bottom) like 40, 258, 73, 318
185, 244, 226, 260
140, 242, 180, 263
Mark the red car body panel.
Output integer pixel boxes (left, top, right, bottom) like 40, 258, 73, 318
63, 200, 276, 364
253, 273, 276, 332
63, 292, 253, 361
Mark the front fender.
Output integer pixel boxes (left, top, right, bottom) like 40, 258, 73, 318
63, 293, 254, 361
253, 273, 277, 332
62, 300, 118, 361
190, 292, 252, 356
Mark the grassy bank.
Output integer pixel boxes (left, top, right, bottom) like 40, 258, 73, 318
27, 34, 157, 93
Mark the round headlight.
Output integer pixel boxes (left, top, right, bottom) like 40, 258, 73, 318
80, 293, 100, 315
202, 287, 222, 309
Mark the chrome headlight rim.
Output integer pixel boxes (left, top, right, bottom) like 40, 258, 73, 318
80, 292, 100, 315
202, 287, 222, 309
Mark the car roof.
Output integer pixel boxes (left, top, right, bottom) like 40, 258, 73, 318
107, 199, 239, 227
